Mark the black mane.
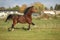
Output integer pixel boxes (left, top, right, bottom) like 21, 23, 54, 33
24, 7, 32, 15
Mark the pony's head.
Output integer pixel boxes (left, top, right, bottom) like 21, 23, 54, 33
28, 6, 36, 13
24, 6, 35, 15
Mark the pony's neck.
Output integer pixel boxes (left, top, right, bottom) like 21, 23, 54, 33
25, 11, 33, 17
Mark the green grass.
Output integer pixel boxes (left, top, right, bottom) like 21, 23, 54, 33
0, 18, 60, 40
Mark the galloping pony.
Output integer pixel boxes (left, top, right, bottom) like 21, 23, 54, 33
5, 6, 35, 31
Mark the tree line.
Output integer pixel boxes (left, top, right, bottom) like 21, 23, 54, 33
0, 2, 60, 13
50, 4, 60, 10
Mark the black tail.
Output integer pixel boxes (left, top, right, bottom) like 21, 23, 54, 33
5, 14, 13, 22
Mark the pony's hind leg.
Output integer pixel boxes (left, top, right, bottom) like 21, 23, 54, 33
8, 19, 17, 31
32, 22, 35, 25
8, 24, 15, 31
11, 24, 15, 31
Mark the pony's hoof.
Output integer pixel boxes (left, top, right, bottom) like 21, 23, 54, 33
32, 23, 35, 25
28, 29, 31, 31
8, 28, 11, 31
27, 28, 31, 31
8, 28, 14, 31
22, 27, 27, 30
11, 28, 14, 31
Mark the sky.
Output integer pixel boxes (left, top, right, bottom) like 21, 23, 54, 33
0, 0, 60, 8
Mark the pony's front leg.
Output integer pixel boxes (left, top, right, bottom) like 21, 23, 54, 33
28, 24, 30, 30
27, 23, 35, 31
27, 24, 31, 31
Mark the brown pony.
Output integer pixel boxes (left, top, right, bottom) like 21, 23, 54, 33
5, 6, 35, 31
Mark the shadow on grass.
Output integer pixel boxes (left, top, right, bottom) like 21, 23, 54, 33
15, 27, 29, 31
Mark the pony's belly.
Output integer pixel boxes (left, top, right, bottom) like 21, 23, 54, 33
18, 17, 26, 23
19, 20, 26, 23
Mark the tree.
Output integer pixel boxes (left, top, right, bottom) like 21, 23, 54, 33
6, 5, 20, 11
50, 6, 53, 10
6, 7, 12, 11
12, 5, 20, 11
0, 7, 5, 10
33, 2, 45, 15
54, 4, 60, 10
19, 4, 27, 13
45, 7, 49, 10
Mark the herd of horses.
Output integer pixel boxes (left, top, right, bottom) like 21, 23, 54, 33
5, 6, 36, 31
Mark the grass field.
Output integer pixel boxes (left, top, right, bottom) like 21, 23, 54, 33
0, 18, 60, 40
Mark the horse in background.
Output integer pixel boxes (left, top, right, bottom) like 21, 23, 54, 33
5, 6, 35, 31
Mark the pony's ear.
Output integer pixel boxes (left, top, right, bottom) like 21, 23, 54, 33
31, 6, 34, 8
